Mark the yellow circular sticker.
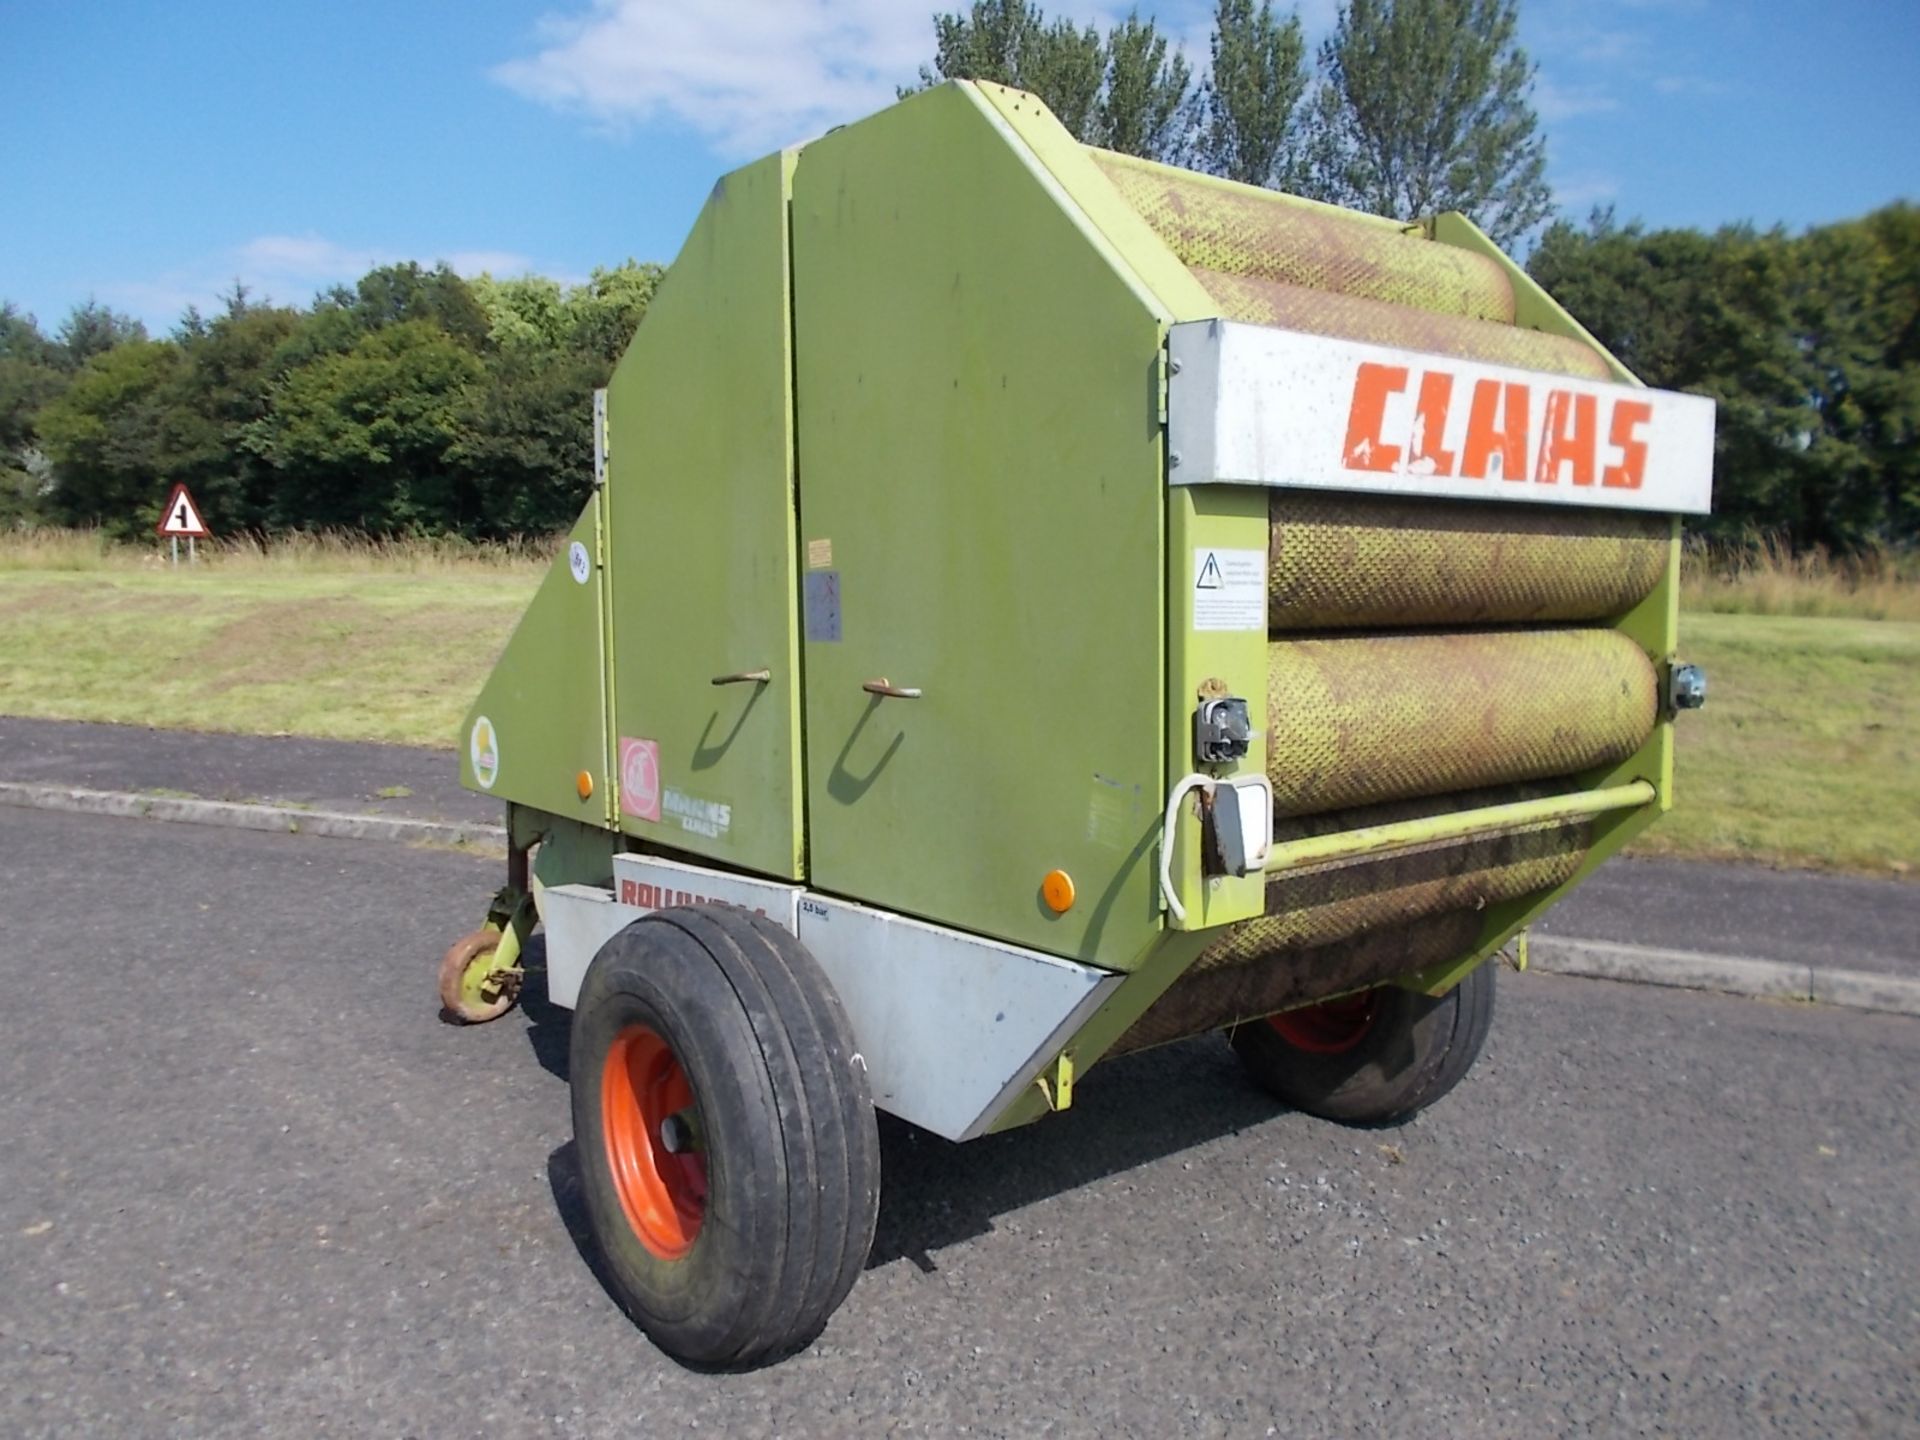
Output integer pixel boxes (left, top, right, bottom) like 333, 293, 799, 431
470, 715, 500, 790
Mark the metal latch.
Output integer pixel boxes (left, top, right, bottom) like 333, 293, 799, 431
1194, 696, 1252, 763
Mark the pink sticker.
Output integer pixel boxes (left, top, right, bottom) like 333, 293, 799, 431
618, 737, 661, 822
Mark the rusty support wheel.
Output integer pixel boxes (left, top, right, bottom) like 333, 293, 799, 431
1231, 962, 1497, 1125
438, 928, 522, 1024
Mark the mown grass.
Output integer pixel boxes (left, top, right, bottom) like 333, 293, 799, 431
1, 529, 1914, 876
1647, 613, 1918, 877
0, 567, 532, 747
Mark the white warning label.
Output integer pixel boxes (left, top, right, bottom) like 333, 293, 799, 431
1192, 548, 1265, 631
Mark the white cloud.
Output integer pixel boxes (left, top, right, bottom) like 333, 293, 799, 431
444, 249, 539, 278
490, 0, 940, 155
1534, 78, 1619, 123
101, 235, 560, 330
1554, 174, 1621, 214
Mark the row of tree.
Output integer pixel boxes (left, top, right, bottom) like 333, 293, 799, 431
913, 0, 1551, 246
0, 262, 661, 537
1, 0, 1912, 551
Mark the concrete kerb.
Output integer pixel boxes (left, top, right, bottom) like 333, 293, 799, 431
3, 779, 1915, 1019
0, 782, 506, 851
1527, 935, 1920, 1019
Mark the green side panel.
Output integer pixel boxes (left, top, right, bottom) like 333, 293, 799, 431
1163, 486, 1267, 931
604, 152, 806, 879
790, 82, 1167, 969
458, 496, 611, 826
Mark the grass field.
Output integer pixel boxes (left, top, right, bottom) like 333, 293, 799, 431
1, 531, 1914, 877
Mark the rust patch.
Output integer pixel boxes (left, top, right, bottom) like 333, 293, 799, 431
1266, 629, 1656, 816
1094, 149, 1516, 324
1267, 491, 1670, 630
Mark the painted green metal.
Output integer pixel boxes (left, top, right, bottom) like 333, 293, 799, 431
458, 497, 610, 824
450, 80, 1703, 1138
1162, 486, 1268, 932
791, 83, 1174, 967
603, 151, 806, 878
1264, 781, 1654, 874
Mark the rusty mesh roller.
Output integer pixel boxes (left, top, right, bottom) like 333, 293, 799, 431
1091, 149, 1516, 324
1110, 909, 1484, 1057
1269, 491, 1671, 630
1191, 269, 1614, 380
1266, 629, 1656, 817
1252, 781, 1591, 949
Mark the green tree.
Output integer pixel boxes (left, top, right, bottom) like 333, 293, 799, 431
350, 263, 490, 349
36, 338, 182, 531
54, 300, 148, 369
564, 261, 667, 363
1524, 210, 1920, 551
0, 304, 68, 521
160, 304, 306, 531
244, 320, 484, 532
913, 0, 1105, 139
1307, 0, 1550, 244
1194, 0, 1309, 187
1096, 12, 1194, 162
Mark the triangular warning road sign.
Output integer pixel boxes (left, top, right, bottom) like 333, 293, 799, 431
156, 483, 210, 538
1195, 551, 1223, 589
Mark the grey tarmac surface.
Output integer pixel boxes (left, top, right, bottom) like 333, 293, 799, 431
2, 806, 1916, 1438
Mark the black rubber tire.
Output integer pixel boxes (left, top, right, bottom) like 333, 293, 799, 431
1231, 962, 1497, 1125
570, 904, 880, 1367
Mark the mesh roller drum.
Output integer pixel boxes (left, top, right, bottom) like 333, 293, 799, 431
1253, 782, 1591, 948
1090, 149, 1516, 324
1269, 492, 1672, 631
1110, 909, 1485, 1057
1190, 269, 1614, 380
1266, 629, 1657, 817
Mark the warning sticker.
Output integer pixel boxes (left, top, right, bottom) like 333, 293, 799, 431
618, 737, 661, 822
1192, 548, 1265, 631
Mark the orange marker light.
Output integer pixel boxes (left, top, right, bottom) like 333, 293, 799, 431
576, 770, 595, 801
1041, 869, 1075, 914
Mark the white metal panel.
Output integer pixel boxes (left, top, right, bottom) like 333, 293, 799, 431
541, 855, 1121, 1143
609, 852, 803, 932
1168, 320, 1714, 514
541, 883, 636, 1010
796, 894, 1124, 1142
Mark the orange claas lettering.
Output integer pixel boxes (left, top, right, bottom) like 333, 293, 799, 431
1460, 380, 1530, 481
1340, 362, 1656, 488
1604, 400, 1653, 488
1342, 363, 1408, 471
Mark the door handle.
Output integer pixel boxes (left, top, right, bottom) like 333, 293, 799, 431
861, 678, 923, 700
710, 668, 771, 686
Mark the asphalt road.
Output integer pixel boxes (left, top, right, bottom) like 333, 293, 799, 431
2, 808, 1915, 1438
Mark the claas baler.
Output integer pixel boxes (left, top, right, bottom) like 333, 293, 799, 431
438, 81, 1713, 1366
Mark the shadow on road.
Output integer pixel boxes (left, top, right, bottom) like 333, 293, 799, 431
522, 937, 1288, 1282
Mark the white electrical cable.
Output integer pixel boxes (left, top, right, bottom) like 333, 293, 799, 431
1158, 772, 1217, 923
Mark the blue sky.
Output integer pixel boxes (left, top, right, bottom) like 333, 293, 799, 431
4, 0, 1915, 334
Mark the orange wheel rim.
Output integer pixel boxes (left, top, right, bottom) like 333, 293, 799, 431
1267, 990, 1380, 1054
601, 1025, 707, 1260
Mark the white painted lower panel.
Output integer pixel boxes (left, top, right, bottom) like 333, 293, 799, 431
795, 894, 1123, 1142
540, 883, 635, 1010
536, 857, 1124, 1143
